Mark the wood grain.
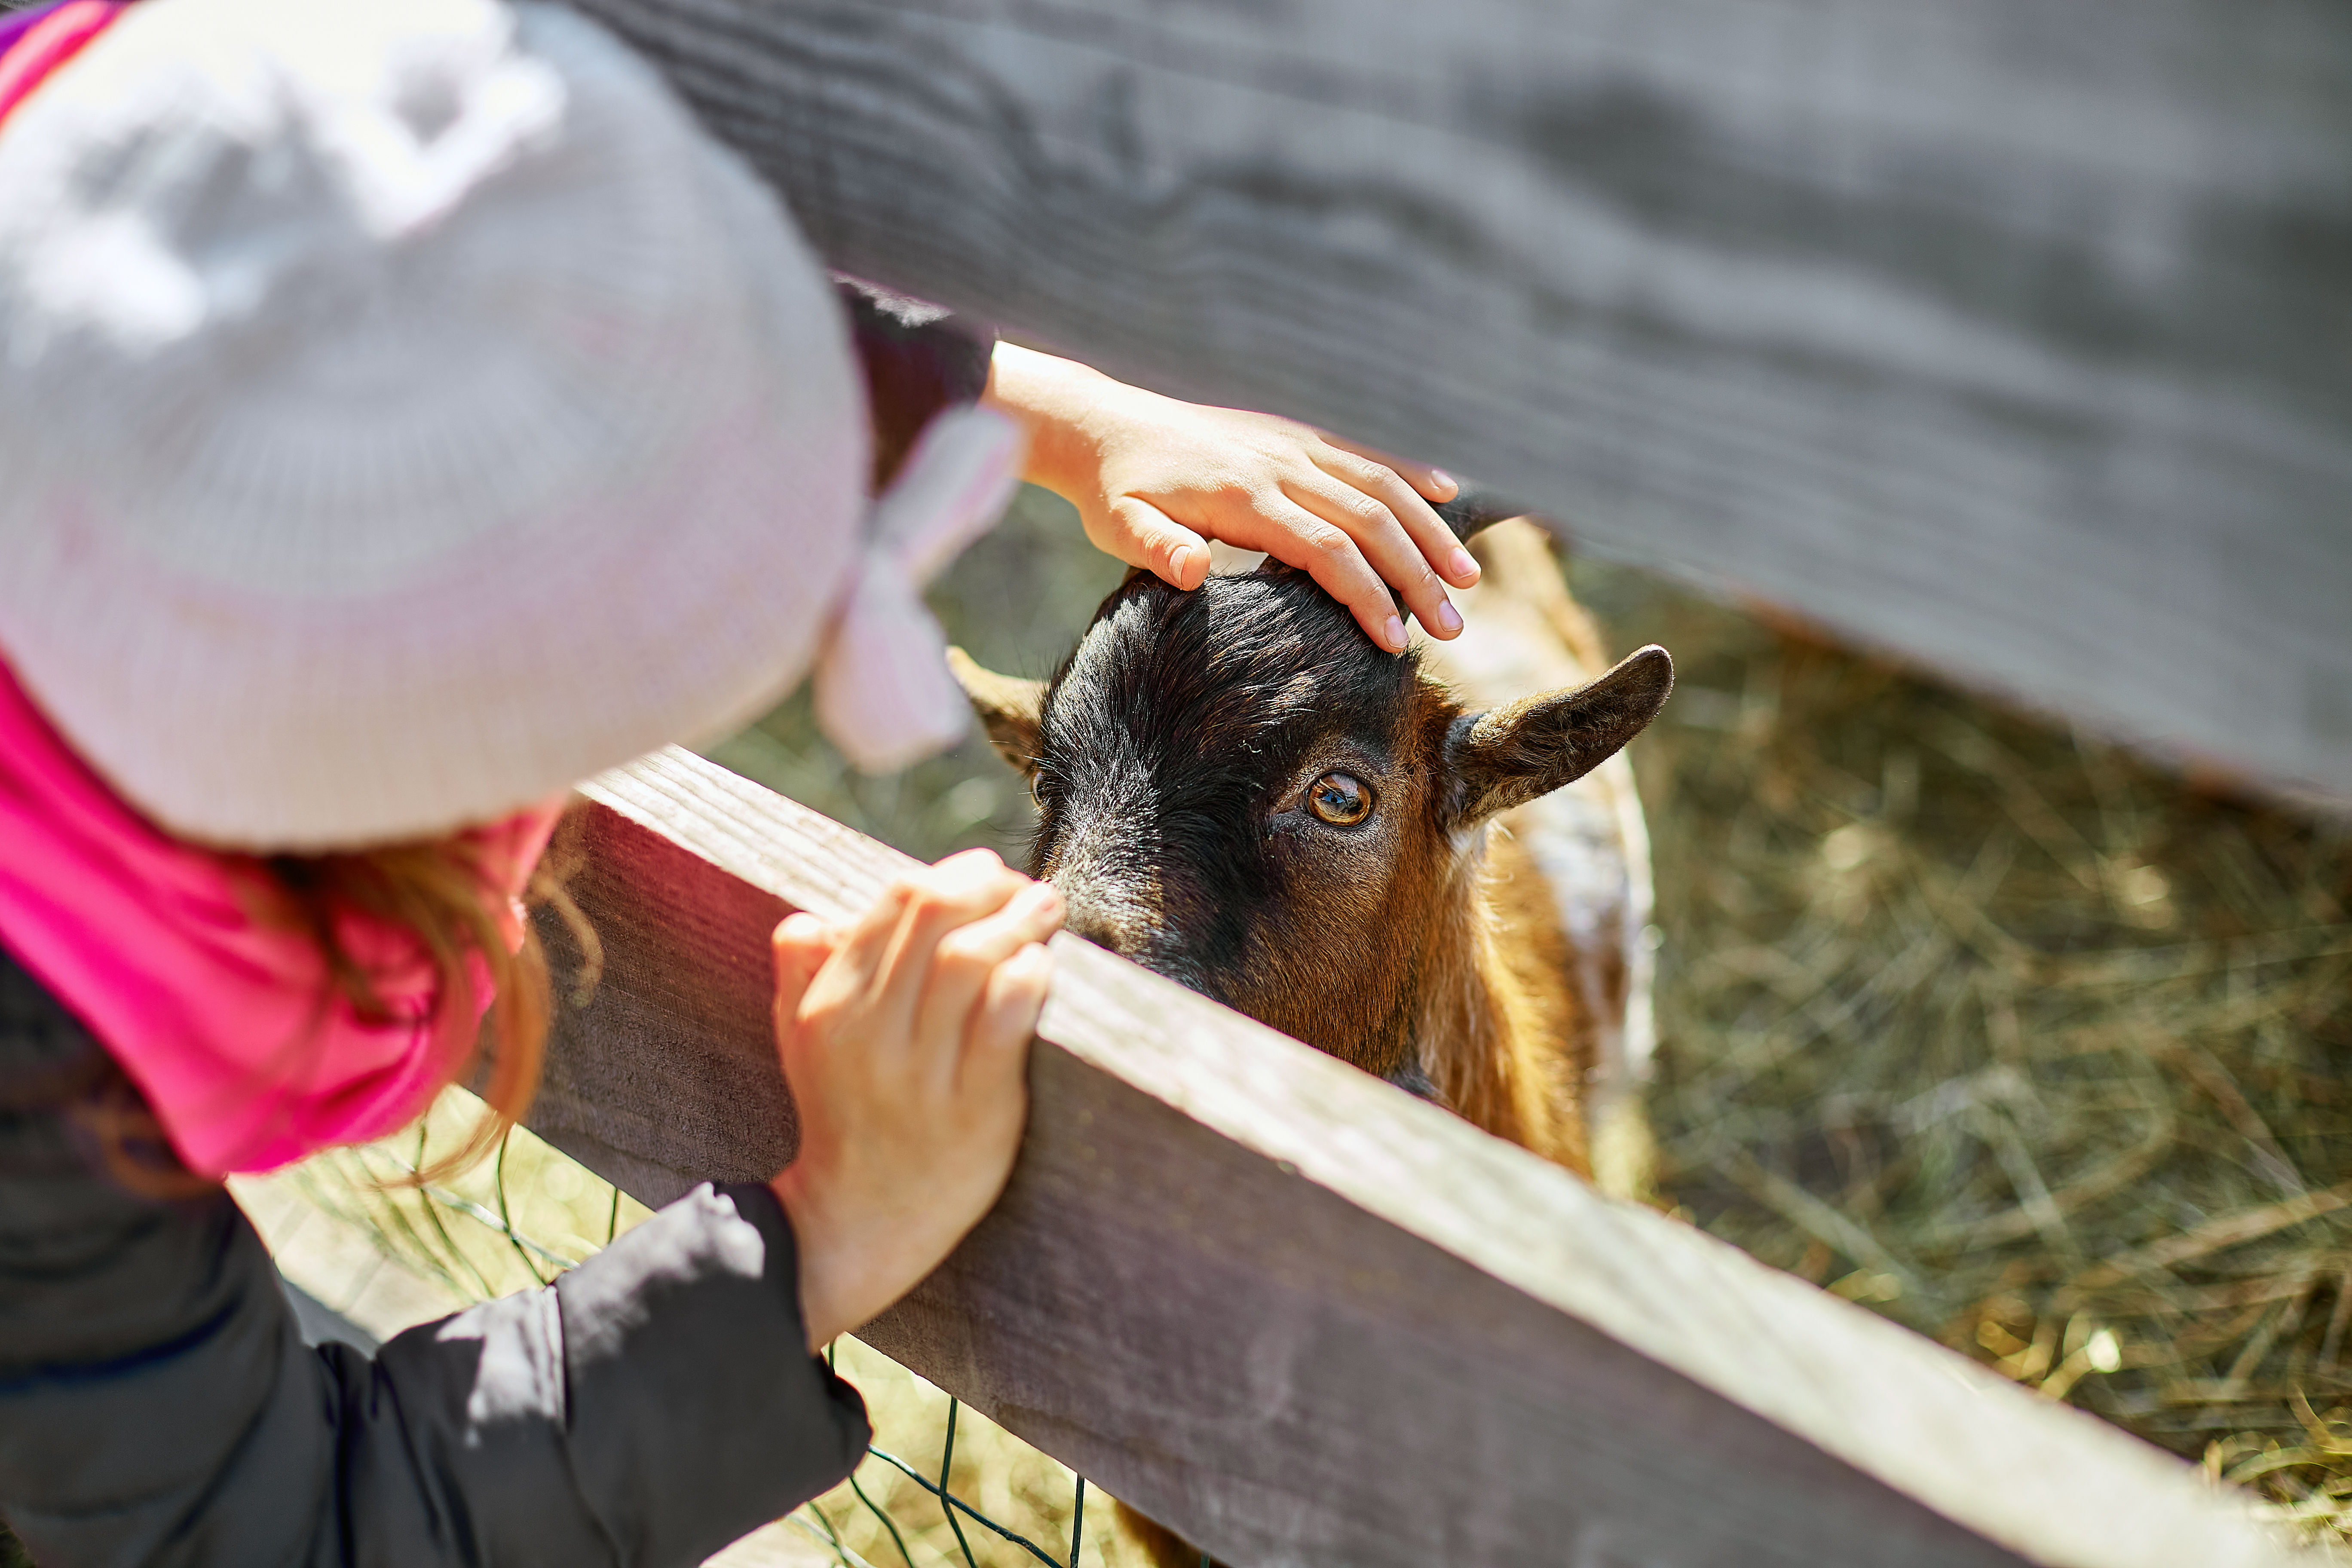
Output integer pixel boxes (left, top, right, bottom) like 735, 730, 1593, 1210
555, 0, 2352, 803
532, 748, 2331, 1567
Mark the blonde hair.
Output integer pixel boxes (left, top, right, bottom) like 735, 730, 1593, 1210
68, 810, 582, 1194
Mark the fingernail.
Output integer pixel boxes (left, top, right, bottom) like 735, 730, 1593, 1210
1167, 545, 1195, 584
1448, 547, 1479, 583
1436, 600, 1463, 633
1430, 469, 1459, 496
1383, 615, 1407, 651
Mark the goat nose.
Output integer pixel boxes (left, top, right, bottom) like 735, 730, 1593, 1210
1053, 866, 1161, 959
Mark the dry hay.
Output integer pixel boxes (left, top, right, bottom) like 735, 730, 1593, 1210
1571, 559, 2352, 1543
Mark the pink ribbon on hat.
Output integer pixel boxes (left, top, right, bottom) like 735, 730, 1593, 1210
813, 404, 1027, 773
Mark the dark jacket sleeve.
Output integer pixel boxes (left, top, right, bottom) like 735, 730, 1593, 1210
0, 949, 869, 1568
836, 276, 997, 494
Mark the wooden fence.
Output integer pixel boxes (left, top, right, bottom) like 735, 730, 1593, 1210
564, 0, 2352, 807
523, 747, 2333, 1568
0, 0, 2333, 1557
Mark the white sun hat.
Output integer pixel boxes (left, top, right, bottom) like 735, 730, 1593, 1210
0, 0, 1017, 850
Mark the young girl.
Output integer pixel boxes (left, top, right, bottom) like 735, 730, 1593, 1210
0, 1, 1473, 1564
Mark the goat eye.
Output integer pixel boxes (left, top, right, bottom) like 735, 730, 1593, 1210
1305, 772, 1373, 826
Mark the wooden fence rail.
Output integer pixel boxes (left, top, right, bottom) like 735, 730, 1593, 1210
526, 747, 2331, 1568
565, 0, 2352, 805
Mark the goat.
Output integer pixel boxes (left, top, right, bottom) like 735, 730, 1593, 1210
950, 511, 1668, 1180
950, 510, 1669, 1566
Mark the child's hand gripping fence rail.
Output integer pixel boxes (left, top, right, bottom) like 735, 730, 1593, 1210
521, 746, 2337, 1568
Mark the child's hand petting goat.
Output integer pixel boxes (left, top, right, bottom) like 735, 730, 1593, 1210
986, 342, 1478, 653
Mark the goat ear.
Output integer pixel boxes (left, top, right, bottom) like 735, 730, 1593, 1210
946, 647, 1046, 775
1433, 487, 1534, 545
1446, 645, 1673, 822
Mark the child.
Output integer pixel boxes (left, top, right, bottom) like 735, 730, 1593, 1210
0, 0, 1473, 1563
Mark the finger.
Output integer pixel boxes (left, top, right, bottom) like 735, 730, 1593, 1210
1312, 446, 1482, 593
1319, 432, 1460, 505
771, 913, 837, 1039
963, 941, 1055, 1087
808, 877, 918, 1013
1274, 476, 1461, 646
811, 852, 1011, 1050
865, 853, 1034, 1049
911, 883, 1066, 1087
1282, 468, 1463, 639
833, 851, 1011, 982
1090, 494, 1210, 590
1219, 497, 1404, 652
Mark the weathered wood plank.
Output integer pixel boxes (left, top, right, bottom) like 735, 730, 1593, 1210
530, 748, 2330, 1568
561, 0, 2352, 802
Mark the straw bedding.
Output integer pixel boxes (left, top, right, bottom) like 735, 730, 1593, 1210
1571, 561, 2352, 1541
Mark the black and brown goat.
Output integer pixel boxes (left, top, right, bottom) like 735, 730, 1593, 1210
952, 513, 1668, 1567
949, 512, 1671, 1182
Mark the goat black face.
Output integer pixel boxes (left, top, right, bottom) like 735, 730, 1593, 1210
950, 561, 1670, 1078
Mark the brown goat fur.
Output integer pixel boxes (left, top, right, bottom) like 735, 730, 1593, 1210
949, 519, 1669, 1177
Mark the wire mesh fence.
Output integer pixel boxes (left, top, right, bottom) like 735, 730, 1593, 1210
282, 1094, 1162, 1568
